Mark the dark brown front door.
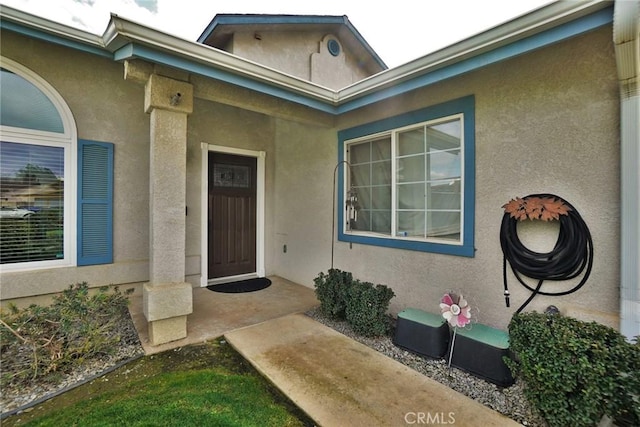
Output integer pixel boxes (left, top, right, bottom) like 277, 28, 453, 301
208, 152, 257, 279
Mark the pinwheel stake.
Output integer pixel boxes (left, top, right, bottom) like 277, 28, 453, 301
440, 292, 472, 372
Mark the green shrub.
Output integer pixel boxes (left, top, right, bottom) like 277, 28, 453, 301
507, 312, 640, 427
0, 283, 134, 387
313, 268, 353, 319
313, 269, 395, 337
345, 280, 395, 337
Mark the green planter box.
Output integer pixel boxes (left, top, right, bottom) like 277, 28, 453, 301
393, 308, 449, 359
450, 323, 514, 387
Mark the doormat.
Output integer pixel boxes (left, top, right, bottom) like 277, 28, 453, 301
207, 277, 272, 293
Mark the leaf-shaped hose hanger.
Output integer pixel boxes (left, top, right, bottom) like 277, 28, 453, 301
500, 194, 594, 314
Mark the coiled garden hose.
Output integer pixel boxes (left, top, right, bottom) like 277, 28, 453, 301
500, 194, 594, 314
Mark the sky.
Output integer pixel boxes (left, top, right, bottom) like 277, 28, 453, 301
2, 0, 554, 68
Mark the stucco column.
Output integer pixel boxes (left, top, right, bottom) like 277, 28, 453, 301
142, 74, 194, 345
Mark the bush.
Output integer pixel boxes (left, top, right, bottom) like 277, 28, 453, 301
345, 280, 395, 337
507, 312, 640, 427
313, 268, 353, 319
314, 269, 395, 337
0, 283, 134, 388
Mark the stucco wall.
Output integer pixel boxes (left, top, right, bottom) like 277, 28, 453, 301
1, 32, 152, 301
271, 119, 337, 282
277, 26, 620, 330
185, 98, 278, 283
231, 30, 372, 89
1, 24, 622, 332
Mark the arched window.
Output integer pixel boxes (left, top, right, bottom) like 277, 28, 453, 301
0, 57, 77, 270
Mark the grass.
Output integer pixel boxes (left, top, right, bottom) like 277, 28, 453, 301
3, 340, 315, 427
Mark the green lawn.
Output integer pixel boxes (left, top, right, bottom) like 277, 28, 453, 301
3, 340, 314, 427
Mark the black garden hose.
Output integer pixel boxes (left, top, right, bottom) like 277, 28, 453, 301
500, 193, 594, 314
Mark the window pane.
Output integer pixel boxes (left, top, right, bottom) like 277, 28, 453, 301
0, 69, 64, 133
427, 120, 461, 150
357, 187, 371, 210
350, 141, 370, 164
213, 164, 251, 188
371, 161, 390, 185
371, 211, 391, 233
348, 139, 391, 235
398, 128, 424, 156
427, 211, 461, 241
397, 211, 425, 237
397, 155, 425, 183
428, 149, 461, 181
353, 209, 371, 231
371, 185, 391, 210
427, 181, 461, 210
351, 164, 370, 186
352, 209, 391, 233
0, 141, 64, 264
397, 183, 424, 210
371, 137, 391, 160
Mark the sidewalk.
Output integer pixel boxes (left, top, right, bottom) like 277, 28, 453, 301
225, 313, 520, 427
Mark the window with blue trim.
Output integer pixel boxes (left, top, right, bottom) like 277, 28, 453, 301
0, 58, 113, 269
338, 96, 475, 257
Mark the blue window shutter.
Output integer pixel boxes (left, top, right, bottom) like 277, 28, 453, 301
77, 140, 113, 265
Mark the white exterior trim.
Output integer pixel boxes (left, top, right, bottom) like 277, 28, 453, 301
614, 0, 640, 340
199, 143, 266, 287
0, 57, 78, 272
0, 1, 613, 108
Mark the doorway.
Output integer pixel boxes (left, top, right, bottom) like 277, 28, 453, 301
208, 152, 257, 279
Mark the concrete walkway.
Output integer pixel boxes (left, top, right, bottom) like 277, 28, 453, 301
225, 313, 520, 427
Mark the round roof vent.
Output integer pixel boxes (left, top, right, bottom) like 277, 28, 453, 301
327, 39, 341, 57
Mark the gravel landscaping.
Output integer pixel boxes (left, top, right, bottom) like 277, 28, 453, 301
3, 305, 545, 426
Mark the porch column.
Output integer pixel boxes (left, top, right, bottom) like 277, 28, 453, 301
142, 74, 194, 345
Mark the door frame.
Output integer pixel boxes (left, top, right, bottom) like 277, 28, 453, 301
200, 143, 266, 286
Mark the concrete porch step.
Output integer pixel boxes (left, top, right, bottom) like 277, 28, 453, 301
224, 313, 520, 427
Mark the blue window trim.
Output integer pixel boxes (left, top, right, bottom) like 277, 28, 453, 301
337, 95, 475, 257
77, 139, 114, 266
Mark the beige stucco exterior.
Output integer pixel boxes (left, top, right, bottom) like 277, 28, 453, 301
324, 26, 621, 329
0, 4, 631, 339
224, 30, 373, 89
1, 31, 151, 299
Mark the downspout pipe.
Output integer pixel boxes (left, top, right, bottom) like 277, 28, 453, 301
614, 0, 640, 341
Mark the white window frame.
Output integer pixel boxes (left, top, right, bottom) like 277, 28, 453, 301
344, 113, 465, 246
337, 95, 475, 257
0, 57, 77, 271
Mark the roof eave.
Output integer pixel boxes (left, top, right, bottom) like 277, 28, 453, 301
1, 1, 617, 115
338, 0, 613, 105
102, 14, 338, 105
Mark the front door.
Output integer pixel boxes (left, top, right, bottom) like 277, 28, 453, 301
208, 152, 257, 279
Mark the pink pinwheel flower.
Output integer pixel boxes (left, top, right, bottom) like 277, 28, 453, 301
440, 293, 471, 328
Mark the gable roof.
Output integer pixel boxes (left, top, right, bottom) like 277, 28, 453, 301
197, 14, 387, 72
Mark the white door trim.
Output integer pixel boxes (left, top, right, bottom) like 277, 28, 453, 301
200, 143, 266, 287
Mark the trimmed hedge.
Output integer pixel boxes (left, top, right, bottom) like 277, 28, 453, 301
313, 269, 395, 337
345, 280, 395, 337
507, 312, 640, 427
313, 269, 352, 319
